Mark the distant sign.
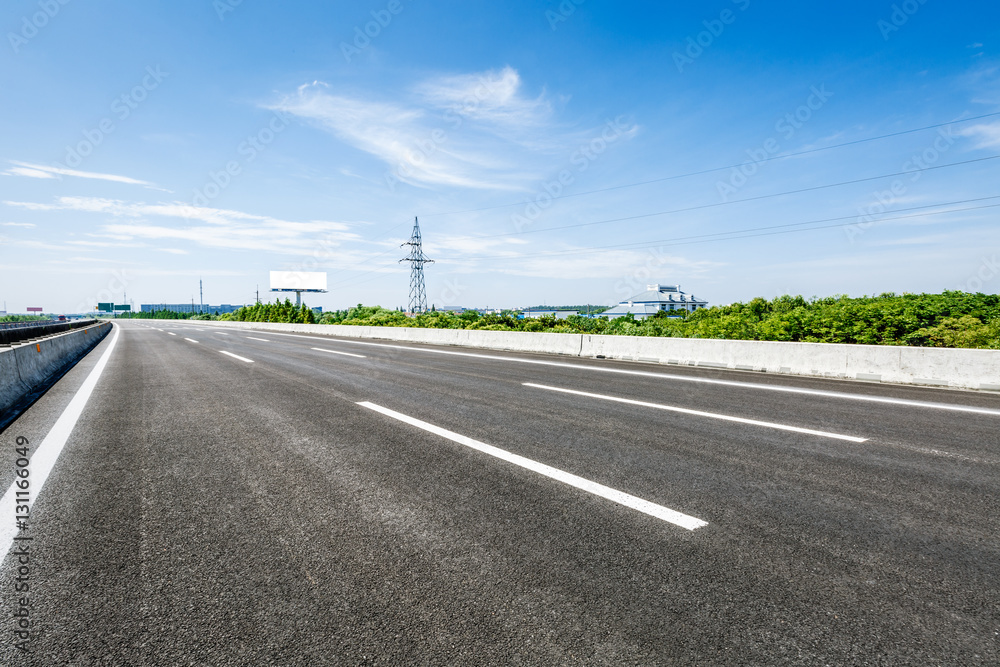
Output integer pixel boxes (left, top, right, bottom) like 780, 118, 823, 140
270, 271, 327, 292
113, 304, 131, 311
26, 307, 43, 313
97, 302, 113, 312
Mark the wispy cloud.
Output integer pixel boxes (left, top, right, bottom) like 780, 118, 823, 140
434, 238, 722, 280
958, 121, 1000, 148
1, 222, 35, 227
413, 67, 552, 131
3, 161, 160, 188
3, 196, 364, 255
6, 166, 59, 179
272, 67, 590, 191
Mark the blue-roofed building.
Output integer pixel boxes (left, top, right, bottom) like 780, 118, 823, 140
603, 284, 708, 320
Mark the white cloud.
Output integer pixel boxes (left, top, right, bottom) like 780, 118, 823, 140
6, 166, 59, 179
4, 196, 365, 256
958, 121, 1000, 148
435, 242, 722, 280
414, 66, 552, 131
1, 222, 35, 227
272, 67, 596, 191
4, 161, 157, 187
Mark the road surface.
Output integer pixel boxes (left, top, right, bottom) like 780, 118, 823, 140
2, 320, 999, 665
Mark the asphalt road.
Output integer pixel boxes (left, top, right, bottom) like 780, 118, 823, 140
2, 320, 999, 665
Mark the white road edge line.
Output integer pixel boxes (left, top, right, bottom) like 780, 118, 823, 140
1, 323, 121, 560
357, 401, 708, 530
255, 332, 1000, 417
245, 337, 270, 342
184, 338, 199, 343
220, 351, 253, 363
311, 347, 366, 359
524, 383, 867, 443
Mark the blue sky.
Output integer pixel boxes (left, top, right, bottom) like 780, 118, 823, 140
1, 0, 998, 313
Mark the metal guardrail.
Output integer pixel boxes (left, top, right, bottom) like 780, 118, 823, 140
0, 319, 98, 347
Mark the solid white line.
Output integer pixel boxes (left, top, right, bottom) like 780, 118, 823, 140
311, 347, 366, 359
245, 337, 270, 342
166, 332, 176, 336
524, 383, 867, 443
357, 401, 708, 530
256, 332, 1000, 417
0, 323, 121, 560
184, 338, 198, 343
220, 351, 253, 363
215, 332, 229, 336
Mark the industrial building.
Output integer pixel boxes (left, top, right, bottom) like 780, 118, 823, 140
602, 284, 708, 320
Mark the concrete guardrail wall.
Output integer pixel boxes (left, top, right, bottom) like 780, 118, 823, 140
192, 320, 1000, 392
0, 321, 113, 419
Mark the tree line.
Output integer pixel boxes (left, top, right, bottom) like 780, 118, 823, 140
124, 293, 1000, 349
316, 292, 1000, 349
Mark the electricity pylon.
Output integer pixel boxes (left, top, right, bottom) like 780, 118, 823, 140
400, 217, 433, 314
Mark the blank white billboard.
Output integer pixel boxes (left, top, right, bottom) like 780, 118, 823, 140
270, 271, 327, 291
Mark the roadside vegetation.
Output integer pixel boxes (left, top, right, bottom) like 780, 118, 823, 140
311, 293, 1000, 349
129, 293, 1000, 349
223, 299, 317, 324
0, 315, 49, 323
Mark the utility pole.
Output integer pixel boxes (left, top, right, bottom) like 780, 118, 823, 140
199, 279, 204, 314
256, 285, 260, 304
400, 217, 433, 314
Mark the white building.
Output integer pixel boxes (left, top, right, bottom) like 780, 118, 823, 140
603, 284, 708, 320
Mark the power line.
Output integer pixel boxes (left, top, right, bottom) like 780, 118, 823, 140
330, 118, 998, 288
434, 197, 1000, 262
420, 111, 1000, 217
443, 155, 1000, 242
327, 195, 1000, 288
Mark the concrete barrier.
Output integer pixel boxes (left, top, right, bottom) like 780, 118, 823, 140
187, 320, 1000, 392
0, 322, 112, 421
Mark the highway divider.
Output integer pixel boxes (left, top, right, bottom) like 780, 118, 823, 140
195, 321, 1000, 392
0, 321, 113, 425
